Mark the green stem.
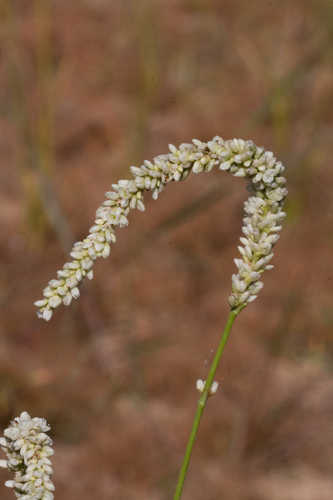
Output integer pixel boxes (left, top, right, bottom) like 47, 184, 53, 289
173, 306, 244, 500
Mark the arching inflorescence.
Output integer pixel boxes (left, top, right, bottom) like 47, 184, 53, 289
34, 137, 287, 321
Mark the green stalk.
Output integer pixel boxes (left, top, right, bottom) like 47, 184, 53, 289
173, 306, 244, 500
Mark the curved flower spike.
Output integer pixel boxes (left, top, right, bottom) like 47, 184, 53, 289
35, 137, 287, 321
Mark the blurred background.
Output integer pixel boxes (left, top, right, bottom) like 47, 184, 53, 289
0, 1, 333, 498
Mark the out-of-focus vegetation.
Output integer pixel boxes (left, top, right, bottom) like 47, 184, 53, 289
0, 1, 333, 498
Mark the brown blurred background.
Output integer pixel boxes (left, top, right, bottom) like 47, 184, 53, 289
0, 1, 333, 499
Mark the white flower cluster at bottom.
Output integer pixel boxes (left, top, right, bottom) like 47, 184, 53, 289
0, 412, 54, 500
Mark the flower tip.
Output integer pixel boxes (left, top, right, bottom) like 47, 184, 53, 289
210, 381, 219, 395
196, 379, 205, 392
43, 309, 53, 321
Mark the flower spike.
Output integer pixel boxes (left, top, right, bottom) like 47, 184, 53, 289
0, 412, 54, 499
35, 137, 287, 320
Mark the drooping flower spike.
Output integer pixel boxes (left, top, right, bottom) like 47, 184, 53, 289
34, 137, 287, 321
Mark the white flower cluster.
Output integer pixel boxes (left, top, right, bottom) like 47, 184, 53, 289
0, 412, 54, 500
196, 379, 219, 395
35, 136, 287, 320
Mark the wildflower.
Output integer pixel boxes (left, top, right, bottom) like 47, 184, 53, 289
35, 137, 287, 320
0, 412, 54, 499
